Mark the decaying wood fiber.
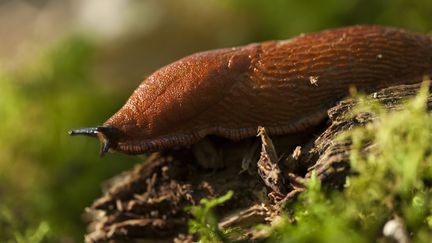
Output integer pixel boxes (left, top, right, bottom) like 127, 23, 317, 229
85, 83, 432, 242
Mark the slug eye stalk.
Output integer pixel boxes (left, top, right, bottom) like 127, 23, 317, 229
68, 127, 98, 137
68, 127, 116, 157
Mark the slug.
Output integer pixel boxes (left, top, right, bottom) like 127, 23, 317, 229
69, 25, 432, 156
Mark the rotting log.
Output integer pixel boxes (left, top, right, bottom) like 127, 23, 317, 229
85, 83, 432, 243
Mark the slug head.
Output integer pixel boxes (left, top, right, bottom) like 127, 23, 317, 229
68, 126, 121, 157
97, 46, 254, 154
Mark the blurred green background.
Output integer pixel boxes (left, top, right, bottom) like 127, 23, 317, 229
0, 0, 431, 242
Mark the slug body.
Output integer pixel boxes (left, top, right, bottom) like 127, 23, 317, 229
70, 25, 432, 155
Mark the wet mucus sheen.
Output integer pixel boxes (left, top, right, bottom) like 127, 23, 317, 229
69, 25, 432, 156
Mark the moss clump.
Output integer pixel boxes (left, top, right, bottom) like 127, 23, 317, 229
269, 82, 432, 242
189, 83, 432, 242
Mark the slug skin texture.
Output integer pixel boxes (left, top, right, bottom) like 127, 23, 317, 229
70, 25, 432, 156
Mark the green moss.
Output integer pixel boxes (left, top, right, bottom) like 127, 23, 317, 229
0, 36, 139, 242
268, 82, 432, 242
187, 191, 237, 242
188, 83, 432, 243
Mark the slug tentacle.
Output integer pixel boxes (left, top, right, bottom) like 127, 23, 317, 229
69, 126, 120, 157
99, 137, 111, 157
68, 127, 99, 137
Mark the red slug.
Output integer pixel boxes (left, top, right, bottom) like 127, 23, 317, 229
69, 25, 432, 156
